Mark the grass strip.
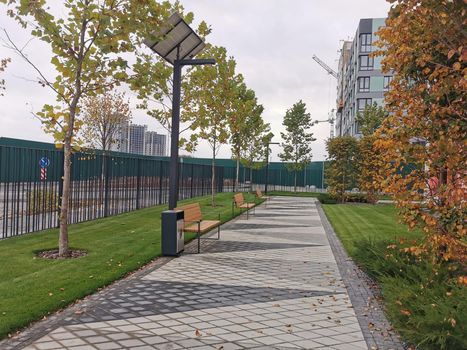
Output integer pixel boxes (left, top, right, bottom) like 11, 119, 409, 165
322, 204, 466, 350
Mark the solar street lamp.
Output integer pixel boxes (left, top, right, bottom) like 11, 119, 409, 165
145, 13, 215, 210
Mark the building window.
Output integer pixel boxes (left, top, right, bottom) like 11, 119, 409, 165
358, 77, 370, 92
383, 76, 393, 91
359, 55, 374, 71
357, 98, 372, 112
360, 33, 372, 53
355, 121, 360, 134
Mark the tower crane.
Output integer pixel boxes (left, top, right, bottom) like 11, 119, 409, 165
313, 109, 335, 139
312, 54, 338, 138
312, 55, 338, 79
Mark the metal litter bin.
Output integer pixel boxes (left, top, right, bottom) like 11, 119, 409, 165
161, 210, 184, 256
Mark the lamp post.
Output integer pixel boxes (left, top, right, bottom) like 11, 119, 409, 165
145, 13, 215, 210
265, 142, 280, 195
168, 57, 215, 209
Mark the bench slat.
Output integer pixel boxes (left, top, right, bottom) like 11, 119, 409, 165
184, 220, 221, 233
234, 193, 245, 206
175, 203, 202, 224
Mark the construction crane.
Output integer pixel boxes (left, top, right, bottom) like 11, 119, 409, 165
312, 54, 337, 138
313, 109, 335, 139
312, 55, 338, 79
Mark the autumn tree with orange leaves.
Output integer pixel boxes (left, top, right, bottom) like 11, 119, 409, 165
374, 0, 466, 262
355, 103, 388, 203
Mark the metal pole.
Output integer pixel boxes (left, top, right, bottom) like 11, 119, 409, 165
265, 146, 270, 194
168, 60, 181, 210
322, 161, 325, 191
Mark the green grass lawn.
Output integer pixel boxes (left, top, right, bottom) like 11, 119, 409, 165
0, 192, 261, 339
322, 204, 420, 254
323, 204, 466, 350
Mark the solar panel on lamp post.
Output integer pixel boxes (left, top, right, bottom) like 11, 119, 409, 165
144, 13, 215, 210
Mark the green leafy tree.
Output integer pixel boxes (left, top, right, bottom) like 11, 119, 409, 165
355, 102, 387, 136
240, 129, 274, 181
326, 136, 359, 202
229, 76, 264, 190
0, 57, 10, 96
186, 45, 237, 206
278, 100, 315, 192
2, 0, 172, 257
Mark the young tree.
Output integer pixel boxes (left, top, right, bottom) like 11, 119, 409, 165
355, 103, 388, 203
325, 136, 359, 202
185, 45, 237, 206
0, 57, 10, 96
81, 91, 131, 152
241, 128, 273, 183
374, 0, 466, 261
229, 77, 264, 191
355, 102, 387, 136
278, 100, 315, 192
2, 0, 172, 257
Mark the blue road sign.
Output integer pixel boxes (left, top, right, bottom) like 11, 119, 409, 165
39, 157, 50, 169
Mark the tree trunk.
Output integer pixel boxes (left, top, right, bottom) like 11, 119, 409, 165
294, 170, 297, 193
211, 145, 216, 207
57, 13, 86, 258
235, 157, 240, 192
59, 138, 71, 257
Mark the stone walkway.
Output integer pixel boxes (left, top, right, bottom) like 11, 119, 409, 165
4, 197, 400, 349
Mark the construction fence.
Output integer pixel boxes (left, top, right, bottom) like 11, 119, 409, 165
0, 138, 326, 238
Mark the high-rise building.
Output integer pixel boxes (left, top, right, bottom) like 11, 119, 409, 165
335, 18, 393, 138
144, 131, 167, 156
110, 123, 167, 156
128, 124, 147, 155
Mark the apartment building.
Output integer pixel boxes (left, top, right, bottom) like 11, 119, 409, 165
335, 18, 393, 138
111, 123, 167, 156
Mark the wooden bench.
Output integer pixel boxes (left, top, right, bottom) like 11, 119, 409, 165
175, 203, 221, 254
232, 193, 256, 219
255, 189, 270, 206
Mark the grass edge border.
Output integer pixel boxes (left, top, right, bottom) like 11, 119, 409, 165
317, 202, 405, 349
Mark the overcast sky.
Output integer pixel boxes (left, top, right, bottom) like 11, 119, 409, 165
0, 0, 390, 161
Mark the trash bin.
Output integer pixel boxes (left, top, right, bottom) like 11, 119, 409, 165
161, 210, 184, 256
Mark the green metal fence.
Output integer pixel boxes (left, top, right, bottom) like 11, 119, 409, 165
0, 137, 326, 238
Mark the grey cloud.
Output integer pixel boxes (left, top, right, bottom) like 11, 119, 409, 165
0, 0, 390, 161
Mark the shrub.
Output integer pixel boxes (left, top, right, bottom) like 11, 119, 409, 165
353, 239, 467, 350
317, 193, 338, 204
345, 193, 369, 203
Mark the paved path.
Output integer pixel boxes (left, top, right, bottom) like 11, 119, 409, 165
10, 197, 382, 349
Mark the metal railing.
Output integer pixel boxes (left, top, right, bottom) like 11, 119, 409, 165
0, 142, 327, 238
0, 145, 246, 238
